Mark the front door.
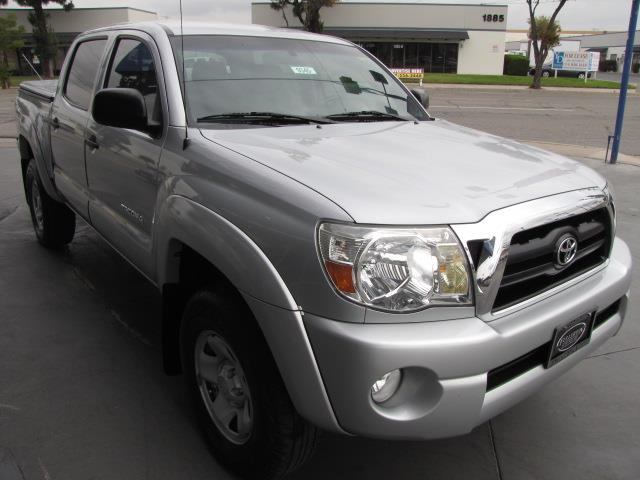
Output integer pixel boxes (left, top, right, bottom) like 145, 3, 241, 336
86, 34, 166, 278
50, 38, 108, 219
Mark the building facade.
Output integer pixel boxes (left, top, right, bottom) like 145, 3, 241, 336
0, 7, 157, 75
251, 2, 508, 75
506, 30, 640, 68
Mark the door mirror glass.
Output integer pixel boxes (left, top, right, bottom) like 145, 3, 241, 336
92, 88, 148, 131
410, 87, 429, 109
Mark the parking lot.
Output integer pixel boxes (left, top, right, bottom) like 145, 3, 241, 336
1, 86, 639, 479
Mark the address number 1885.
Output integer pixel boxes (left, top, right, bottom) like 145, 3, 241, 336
483, 14, 505, 22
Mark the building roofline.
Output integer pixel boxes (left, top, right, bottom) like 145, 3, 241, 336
0, 6, 157, 15
561, 30, 639, 39
251, 1, 508, 7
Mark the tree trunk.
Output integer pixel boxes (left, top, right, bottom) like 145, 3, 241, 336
531, 65, 543, 89
2, 51, 8, 89
306, 7, 323, 33
41, 58, 52, 79
32, 4, 53, 79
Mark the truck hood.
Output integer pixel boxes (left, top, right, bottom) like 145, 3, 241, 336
200, 120, 605, 224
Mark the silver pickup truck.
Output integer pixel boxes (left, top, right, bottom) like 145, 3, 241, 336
16, 21, 632, 479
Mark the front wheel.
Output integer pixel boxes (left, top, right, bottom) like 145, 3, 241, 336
542, 70, 551, 78
577, 72, 586, 79
181, 287, 318, 479
25, 159, 75, 248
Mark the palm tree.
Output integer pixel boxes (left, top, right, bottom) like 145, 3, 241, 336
526, 0, 567, 89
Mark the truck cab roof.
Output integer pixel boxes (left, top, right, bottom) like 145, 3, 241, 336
83, 21, 352, 45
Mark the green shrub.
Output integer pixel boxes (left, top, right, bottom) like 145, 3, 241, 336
503, 54, 529, 76
599, 60, 618, 72
632, 62, 640, 74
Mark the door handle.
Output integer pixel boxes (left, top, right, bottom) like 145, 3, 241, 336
85, 134, 99, 150
51, 117, 60, 130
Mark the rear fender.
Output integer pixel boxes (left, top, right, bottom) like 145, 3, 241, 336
16, 94, 62, 202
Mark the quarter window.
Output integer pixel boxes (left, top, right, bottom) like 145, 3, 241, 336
64, 39, 107, 109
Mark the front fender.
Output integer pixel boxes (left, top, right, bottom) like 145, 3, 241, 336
154, 195, 344, 432
155, 194, 298, 310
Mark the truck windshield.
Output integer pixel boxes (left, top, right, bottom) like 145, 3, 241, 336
170, 35, 428, 127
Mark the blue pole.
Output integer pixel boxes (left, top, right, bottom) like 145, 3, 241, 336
610, 0, 639, 164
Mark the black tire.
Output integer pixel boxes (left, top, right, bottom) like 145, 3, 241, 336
25, 159, 75, 248
542, 70, 551, 78
180, 287, 318, 479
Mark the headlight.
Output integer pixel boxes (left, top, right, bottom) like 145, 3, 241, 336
318, 223, 471, 312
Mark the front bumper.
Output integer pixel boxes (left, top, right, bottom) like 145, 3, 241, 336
303, 237, 632, 440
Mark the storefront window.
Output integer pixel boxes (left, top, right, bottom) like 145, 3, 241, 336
404, 43, 418, 67
362, 42, 458, 73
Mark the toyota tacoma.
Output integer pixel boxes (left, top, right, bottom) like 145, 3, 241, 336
15, 21, 632, 479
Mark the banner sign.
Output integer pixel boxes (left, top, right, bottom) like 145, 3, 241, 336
390, 68, 424, 80
553, 51, 600, 72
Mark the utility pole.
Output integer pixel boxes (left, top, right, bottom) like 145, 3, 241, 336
609, 0, 639, 164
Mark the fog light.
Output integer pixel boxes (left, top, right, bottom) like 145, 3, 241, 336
371, 369, 402, 404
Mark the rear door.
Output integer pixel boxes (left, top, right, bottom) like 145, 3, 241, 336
85, 33, 166, 278
50, 37, 108, 219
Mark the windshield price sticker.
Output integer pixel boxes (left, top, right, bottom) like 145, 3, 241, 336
390, 68, 424, 79
290, 66, 317, 75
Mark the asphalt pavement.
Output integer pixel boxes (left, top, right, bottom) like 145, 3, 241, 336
428, 86, 639, 157
0, 86, 639, 479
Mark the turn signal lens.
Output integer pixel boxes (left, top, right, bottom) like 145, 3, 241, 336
324, 260, 356, 294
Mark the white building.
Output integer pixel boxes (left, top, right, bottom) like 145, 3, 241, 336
251, 2, 508, 75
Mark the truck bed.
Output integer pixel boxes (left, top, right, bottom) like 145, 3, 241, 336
19, 80, 58, 102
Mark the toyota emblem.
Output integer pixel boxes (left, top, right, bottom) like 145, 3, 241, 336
556, 234, 578, 267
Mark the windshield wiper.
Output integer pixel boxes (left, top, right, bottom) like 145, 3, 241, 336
196, 112, 333, 125
326, 110, 407, 122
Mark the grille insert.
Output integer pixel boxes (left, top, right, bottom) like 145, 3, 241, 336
492, 208, 611, 311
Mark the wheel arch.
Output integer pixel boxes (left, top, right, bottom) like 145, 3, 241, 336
155, 194, 299, 374
155, 196, 342, 432
17, 133, 63, 203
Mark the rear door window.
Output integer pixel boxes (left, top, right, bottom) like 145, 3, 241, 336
64, 39, 108, 109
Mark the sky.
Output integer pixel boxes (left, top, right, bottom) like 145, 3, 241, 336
1, 0, 637, 31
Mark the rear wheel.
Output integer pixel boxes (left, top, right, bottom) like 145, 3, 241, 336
180, 287, 318, 479
577, 72, 586, 79
542, 70, 551, 78
25, 159, 75, 248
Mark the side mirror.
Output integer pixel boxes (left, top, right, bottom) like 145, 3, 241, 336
92, 88, 147, 131
410, 87, 429, 109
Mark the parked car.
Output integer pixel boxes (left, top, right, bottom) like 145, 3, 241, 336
16, 22, 631, 479
529, 65, 593, 79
